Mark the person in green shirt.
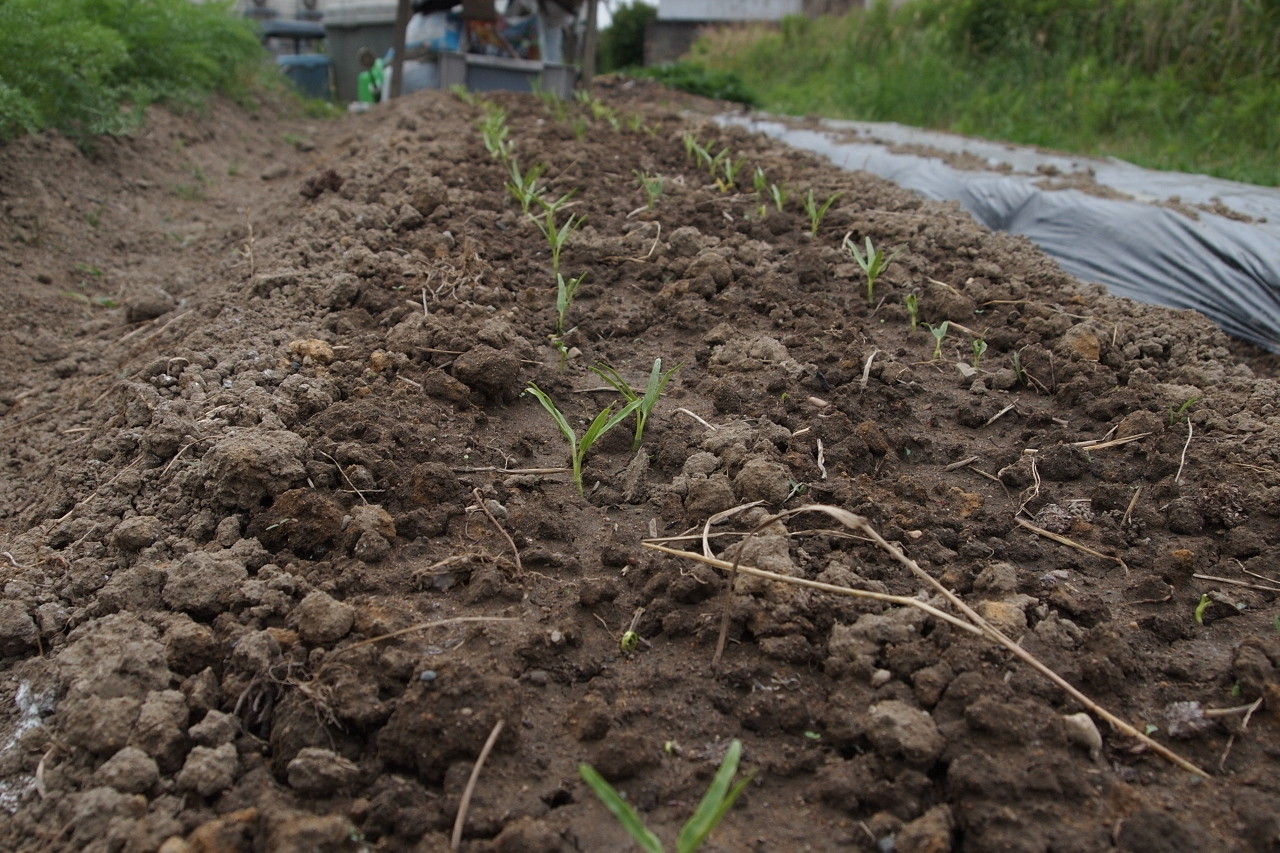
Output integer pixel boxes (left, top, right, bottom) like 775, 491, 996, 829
356, 47, 385, 103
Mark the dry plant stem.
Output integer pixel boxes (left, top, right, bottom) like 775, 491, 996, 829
1074, 433, 1149, 451
451, 719, 505, 852
471, 488, 523, 576
661, 503, 1207, 777
944, 456, 980, 472
1121, 486, 1142, 526
985, 404, 1016, 427
674, 408, 719, 430
643, 542, 982, 639
1175, 420, 1194, 484
860, 349, 879, 390
332, 616, 519, 656
1191, 573, 1280, 593
453, 465, 569, 474
316, 450, 368, 505
243, 209, 256, 281
1016, 518, 1129, 576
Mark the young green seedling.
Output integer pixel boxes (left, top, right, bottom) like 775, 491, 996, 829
716, 157, 743, 193
531, 193, 584, 275
505, 159, 548, 214
767, 181, 789, 213
556, 271, 586, 334
591, 358, 684, 450
531, 80, 567, 122
1011, 350, 1026, 387
524, 384, 642, 496
634, 171, 664, 210
1169, 396, 1199, 426
802, 189, 842, 237
1194, 593, 1211, 625
752, 167, 769, 217
479, 105, 512, 162
579, 739, 756, 853
449, 83, 481, 106
683, 132, 703, 163
904, 294, 919, 333
844, 234, 903, 305
570, 114, 588, 142
923, 321, 949, 360
972, 338, 988, 369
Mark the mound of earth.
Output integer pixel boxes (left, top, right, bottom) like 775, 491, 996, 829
0, 80, 1278, 853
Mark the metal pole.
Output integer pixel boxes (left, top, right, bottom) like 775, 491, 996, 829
390, 0, 411, 98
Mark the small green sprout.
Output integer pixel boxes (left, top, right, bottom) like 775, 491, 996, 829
620, 630, 640, 652
531, 80, 567, 121
1230, 680, 1242, 697
1169, 396, 1200, 426
549, 333, 574, 372
530, 194, 585, 276
588, 99, 621, 130
752, 167, 769, 217
905, 294, 919, 333
802, 189, 842, 237
972, 338, 988, 369
1144, 724, 1159, 735
570, 114, 588, 142
592, 358, 683, 450
923, 321, 949, 360
479, 105, 512, 163
803, 731, 821, 742
449, 84, 481, 106
682, 132, 700, 162
524, 384, 641, 496
1275, 615, 1280, 635
1194, 593, 1211, 625
767, 181, 789, 213
505, 159, 547, 215
1011, 350, 1026, 386
74, 262, 103, 277
716, 157, 743, 193
844, 234, 903, 305
634, 171, 664, 210
579, 739, 756, 853
556, 271, 586, 334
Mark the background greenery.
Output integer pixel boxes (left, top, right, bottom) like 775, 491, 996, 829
0, 0, 267, 144
688, 0, 1280, 185
599, 0, 657, 72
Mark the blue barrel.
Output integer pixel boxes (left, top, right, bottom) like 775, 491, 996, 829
277, 54, 332, 100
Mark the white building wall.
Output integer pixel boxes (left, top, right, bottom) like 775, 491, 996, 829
657, 0, 804, 21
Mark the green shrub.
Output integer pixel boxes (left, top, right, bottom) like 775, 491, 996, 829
631, 62, 759, 106
599, 1, 657, 73
0, 0, 265, 144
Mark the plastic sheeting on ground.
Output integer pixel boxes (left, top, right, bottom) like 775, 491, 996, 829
722, 115, 1280, 353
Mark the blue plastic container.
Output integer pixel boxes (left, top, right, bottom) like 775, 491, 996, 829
277, 54, 332, 100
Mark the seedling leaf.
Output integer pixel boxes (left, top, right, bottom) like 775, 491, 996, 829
676, 740, 756, 853
1194, 593, 1210, 625
578, 764, 664, 853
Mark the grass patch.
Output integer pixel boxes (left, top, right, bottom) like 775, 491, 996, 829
630, 62, 759, 107
690, 0, 1280, 185
0, 0, 267, 146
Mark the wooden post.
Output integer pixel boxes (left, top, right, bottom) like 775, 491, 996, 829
581, 0, 599, 84
390, 0, 411, 98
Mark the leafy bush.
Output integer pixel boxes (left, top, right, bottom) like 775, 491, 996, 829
0, 0, 265, 144
599, 1, 657, 73
691, 0, 1280, 185
631, 61, 758, 106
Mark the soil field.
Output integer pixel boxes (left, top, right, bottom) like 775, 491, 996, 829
1, 80, 1279, 853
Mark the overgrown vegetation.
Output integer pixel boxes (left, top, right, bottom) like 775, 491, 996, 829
0, 0, 266, 144
599, 0, 657, 73
690, 0, 1280, 185
630, 62, 759, 107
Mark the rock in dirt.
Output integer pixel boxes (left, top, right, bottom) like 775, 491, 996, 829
112, 515, 164, 553
93, 746, 160, 794
864, 700, 944, 766
162, 551, 248, 618
289, 338, 334, 364
128, 689, 189, 772
198, 429, 309, 509
733, 458, 793, 504
1062, 712, 1103, 757
190, 710, 240, 748
296, 590, 355, 646
286, 747, 360, 796
451, 344, 520, 400
896, 804, 954, 853
493, 816, 562, 853
268, 813, 356, 853
68, 787, 147, 848
164, 619, 220, 677
124, 287, 176, 323
176, 743, 238, 797
0, 600, 38, 655
684, 474, 735, 518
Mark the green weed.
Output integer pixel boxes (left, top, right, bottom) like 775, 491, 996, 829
579, 739, 756, 853
524, 384, 642, 496
556, 271, 586, 334
972, 338, 988, 369
635, 171, 664, 209
904, 294, 919, 332
802, 189, 842, 237
530, 193, 585, 276
844, 234, 902, 305
505, 159, 548, 214
923, 321, 949, 360
591, 358, 683, 450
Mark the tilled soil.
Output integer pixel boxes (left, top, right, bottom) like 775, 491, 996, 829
1, 80, 1279, 853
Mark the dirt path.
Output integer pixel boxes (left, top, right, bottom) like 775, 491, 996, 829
0, 81, 1278, 853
